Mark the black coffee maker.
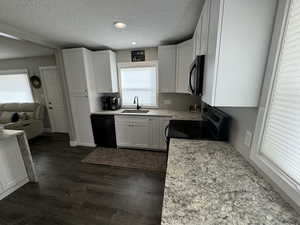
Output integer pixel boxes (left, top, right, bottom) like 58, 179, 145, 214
101, 95, 121, 110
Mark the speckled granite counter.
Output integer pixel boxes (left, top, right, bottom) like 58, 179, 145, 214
161, 139, 299, 225
0, 130, 38, 182
93, 109, 202, 121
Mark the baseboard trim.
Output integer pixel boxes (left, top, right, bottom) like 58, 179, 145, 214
69, 141, 95, 147
78, 142, 96, 147
69, 141, 77, 147
0, 177, 29, 200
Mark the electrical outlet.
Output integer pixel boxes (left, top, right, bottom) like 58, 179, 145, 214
244, 130, 253, 148
163, 99, 172, 105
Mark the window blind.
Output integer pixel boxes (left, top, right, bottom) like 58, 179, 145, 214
0, 72, 34, 103
260, 0, 300, 186
120, 66, 157, 106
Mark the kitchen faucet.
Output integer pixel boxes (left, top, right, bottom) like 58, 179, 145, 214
133, 96, 141, 110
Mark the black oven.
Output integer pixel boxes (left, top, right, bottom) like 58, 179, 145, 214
165, 105, 231, 151
189, 55, 205, 96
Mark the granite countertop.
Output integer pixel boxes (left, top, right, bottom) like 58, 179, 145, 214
161, 139, 300, 225
92, 109, 202, 121
0, 129, 24, 140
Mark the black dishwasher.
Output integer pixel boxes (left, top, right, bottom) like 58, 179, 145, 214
90, 114, 116, 147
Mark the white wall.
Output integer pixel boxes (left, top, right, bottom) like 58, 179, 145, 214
219, 107, 258, 160
0, 55, 56, 129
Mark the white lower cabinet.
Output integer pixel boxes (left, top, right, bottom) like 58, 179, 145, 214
0, 137, 28, 200
115, 116, 170, 151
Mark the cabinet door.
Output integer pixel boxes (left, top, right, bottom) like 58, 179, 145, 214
158, 45, 177, 93
109, 51, 118, 92
115, 116, 150, 149
176, 39, 194, 93
131, 118, 150, 148
149, 117, 170, 151
202, 0, 222, 105
159, 118, 170, 150
62, 48, 88, 93
115, 116, 132, 147
149, 117, 160, 149
195, 18, 202, 57
70, 96, 95, 146
200, 0, 211, 55
92, 50, 118, 93
0, 137, 28, 190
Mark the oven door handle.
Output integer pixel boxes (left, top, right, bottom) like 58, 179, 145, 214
189, 64, 196, 93
164, 124, 169, 143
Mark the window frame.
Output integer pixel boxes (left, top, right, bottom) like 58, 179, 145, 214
0, 69, 34, 103
117, 61, 159, 108
250, 0, 300, 208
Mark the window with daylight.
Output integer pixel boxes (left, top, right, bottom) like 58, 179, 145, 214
0, 70, 34, 103
119, 62, 158, 107
251, 0, 300, 204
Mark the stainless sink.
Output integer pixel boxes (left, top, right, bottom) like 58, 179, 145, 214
121, 109, 149, 114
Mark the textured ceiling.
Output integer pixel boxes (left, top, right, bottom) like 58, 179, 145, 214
0, 36, 53, 59
0, 0, 204, 49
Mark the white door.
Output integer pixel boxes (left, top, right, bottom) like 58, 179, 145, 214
40, 67, 68, 133
0, 138, 28, 190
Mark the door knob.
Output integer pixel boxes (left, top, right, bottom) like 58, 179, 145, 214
49, 107, 53, 110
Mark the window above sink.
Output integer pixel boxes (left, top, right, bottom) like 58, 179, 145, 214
118, 61, 158, 108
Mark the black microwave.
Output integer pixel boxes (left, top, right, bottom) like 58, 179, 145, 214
189, 55, 205, 96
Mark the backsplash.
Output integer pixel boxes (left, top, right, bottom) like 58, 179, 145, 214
159, 93, 201, 111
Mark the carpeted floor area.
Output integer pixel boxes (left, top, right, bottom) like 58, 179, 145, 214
82, 148, 167, 172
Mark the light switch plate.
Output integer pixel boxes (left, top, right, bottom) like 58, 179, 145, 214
244, 130, 253, 148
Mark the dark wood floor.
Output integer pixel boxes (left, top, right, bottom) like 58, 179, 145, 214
0, 134, 166, 225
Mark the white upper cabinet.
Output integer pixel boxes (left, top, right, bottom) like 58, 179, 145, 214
62, 48, 89, 94
92, 50, 118, 93
176, 39, 193, 94
193, 0, 210, 59
199, 0, 210, 55
158, 40, 193, 94
158, 45, 177, 93
202, 0, 277, 107
193, 11, 202, 59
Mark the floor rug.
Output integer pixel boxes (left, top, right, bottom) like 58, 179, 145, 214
82, 148, 167, 172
